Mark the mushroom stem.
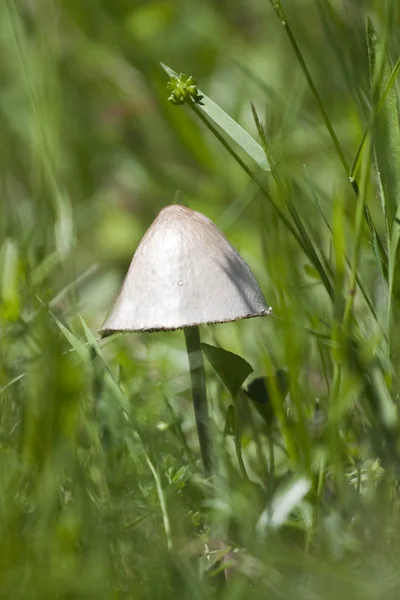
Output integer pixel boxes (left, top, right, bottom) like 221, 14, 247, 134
184, 326, 213, 476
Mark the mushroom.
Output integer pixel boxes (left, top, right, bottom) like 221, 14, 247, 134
99, 204, 272, 476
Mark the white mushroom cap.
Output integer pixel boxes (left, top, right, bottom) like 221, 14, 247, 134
99, 205, 272, 334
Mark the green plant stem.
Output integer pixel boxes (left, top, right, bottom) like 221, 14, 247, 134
328, 363, 344, 489
343, 141, 371, 329
184, 326, 213, 476
244, 392, 270, 485
143, 449, 173, 550
233, 394, 249, 480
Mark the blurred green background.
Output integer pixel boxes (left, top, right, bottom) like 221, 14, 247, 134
1, 0, 400, 598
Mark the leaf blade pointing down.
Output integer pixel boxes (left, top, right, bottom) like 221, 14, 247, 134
201, 343, 253, 397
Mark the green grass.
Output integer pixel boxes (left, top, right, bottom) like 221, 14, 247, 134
1, 0, 400, 598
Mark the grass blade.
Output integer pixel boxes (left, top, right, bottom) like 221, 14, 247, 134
367, 19, 400, 235
161, 63, 269, 171
367, 19, 400, 341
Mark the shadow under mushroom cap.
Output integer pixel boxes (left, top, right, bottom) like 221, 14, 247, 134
99, 204, 272, 335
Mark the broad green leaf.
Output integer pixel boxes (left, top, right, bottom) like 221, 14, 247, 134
161, 63, 270, 171
201, 343, 253, 397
